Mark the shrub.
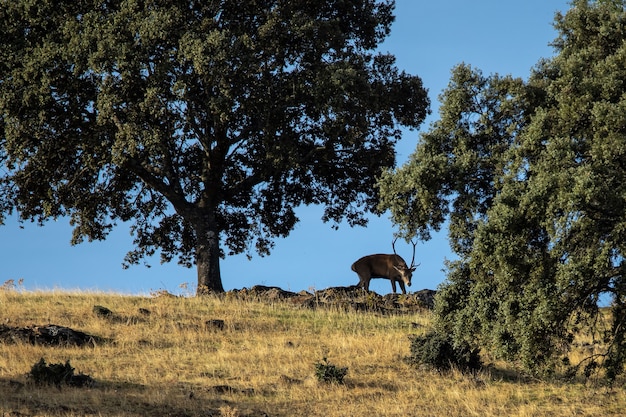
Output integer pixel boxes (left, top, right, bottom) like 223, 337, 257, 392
314, 357, 348, 384
29, 358, 94, 387
408, 330, 482, 373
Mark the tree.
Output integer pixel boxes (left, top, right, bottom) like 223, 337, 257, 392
0, 0, 429, 294
379, 0, 626, 379
378, 63, 530, 255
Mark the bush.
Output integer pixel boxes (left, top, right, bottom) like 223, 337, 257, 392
29, 358, 94, 387
408, 330, 482, 373
314, 357, 348, 384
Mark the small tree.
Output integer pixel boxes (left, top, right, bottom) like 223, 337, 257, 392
407, 330, 482, 373
0, 0, 429, 294
314, 357, 348, 384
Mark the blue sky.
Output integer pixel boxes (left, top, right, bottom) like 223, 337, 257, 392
1, 0, 572, 295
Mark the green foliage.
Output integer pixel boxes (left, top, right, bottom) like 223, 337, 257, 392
29, 358, 74, 386
314, 357, 348, 384
28, 357, 93, 387
0, 0, 429, 293
378, 63, 528, 253
379, 0, 626, 380
407, 330, 482, 373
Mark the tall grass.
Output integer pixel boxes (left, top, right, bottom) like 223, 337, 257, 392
1, 288, 624, 416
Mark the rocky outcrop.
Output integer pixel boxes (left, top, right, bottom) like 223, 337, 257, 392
0, 324, 105, 347
226, 285, 437, 313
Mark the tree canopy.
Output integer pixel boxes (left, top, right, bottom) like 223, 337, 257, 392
0, 0, 429, 294
379, 0, 626, 379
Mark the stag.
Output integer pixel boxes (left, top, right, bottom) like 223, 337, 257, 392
351, 238, 419, 294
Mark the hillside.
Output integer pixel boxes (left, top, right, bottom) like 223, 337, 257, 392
1, 286, 624, 416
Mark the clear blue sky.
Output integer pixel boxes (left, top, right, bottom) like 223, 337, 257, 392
1, 0, 572, 295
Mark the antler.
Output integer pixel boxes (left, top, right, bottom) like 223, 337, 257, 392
410, 239, 419, 268
393, 237, 420, 268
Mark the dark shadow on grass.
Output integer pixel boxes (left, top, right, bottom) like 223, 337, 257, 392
0, 376, 247, 417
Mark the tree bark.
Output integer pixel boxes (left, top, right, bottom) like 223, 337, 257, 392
194, 212, 224, 295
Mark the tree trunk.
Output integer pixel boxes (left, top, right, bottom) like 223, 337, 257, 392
194, 212, 224, 295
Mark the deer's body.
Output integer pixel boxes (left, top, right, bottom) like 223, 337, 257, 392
351, 253, 415, 294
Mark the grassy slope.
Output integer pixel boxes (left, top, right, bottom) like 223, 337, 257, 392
0, 289, 624, 417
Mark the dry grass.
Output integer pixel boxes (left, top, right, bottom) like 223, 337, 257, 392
0, 288, 624, 417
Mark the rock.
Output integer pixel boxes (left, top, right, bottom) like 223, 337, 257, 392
249, 285, 300, 300
227, 284, 437, 312
138, 308, 151, 316
314, 285, 365, 302
205, 319, 225, 331
0, 324, 105, 347
288, 294, 316, 309
412, 289, 437, 310
208, 385, 255, 396
93, 305, 114, 318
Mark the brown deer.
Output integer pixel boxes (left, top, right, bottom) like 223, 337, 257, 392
351, 238, 419, 294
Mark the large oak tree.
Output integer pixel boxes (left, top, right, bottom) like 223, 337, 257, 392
0, 0, 429, 294
379, 0, 626, 379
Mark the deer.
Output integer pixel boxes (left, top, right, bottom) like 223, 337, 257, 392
351, 238, 420, 294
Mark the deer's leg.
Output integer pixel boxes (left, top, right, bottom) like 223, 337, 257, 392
354, 270, 369, 291
363, 277, 370, 291
398, 281, 407, 295
390, 279, 397, 293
